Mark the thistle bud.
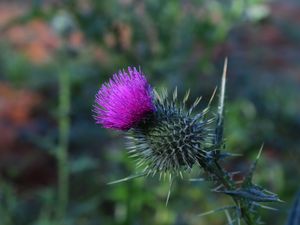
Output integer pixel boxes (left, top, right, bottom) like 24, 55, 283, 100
127, 89, 212, 176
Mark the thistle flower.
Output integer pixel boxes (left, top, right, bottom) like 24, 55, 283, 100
94, 67, 213, 177
100, 62, 281, 225
93, 67, 155, 130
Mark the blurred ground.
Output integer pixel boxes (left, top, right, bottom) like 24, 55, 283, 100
0, 0, 299, 225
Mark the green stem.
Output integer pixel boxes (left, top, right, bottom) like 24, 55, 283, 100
205, 58, 255, 224
56, 67, 71, 221
206, 160, 255, 225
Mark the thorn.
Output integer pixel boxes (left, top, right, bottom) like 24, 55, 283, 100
235, 180, 244, 185
189, 178, 205, 182
230, 171, 242, 176
194, 96, 202, 106
211, 184, 224, 192
218, 152, 243, 160
153, 89, 162, 103
219, 57, 228, 119
189, 97, 202, 115
257, 143, 264, 160
197, 206, 236, 217
183, 89, 190, 104
207, 86, 217, 108
243, 144, 264, 187
173, 87, 178, 102
179, 171, 183, 179
107, 173, 147, 185
252, 202, 278, 211
214, 57, 228, 146
224, 210, 234, 225
165, 177, 173, 206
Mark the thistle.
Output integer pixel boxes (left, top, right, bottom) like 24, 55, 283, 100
94, 67, 213, 177
93, 62, 281, 225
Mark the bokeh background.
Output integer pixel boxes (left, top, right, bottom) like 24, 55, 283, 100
0, 0, 299, 224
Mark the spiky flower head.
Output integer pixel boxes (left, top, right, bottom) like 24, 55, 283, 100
127, 89, 213, 177
93, 67, 155, 130
94, 67, 213, 177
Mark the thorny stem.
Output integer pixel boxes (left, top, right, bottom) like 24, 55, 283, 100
202, 58, 255, 225
207, 160, 256, 225
56, 66, 71, 221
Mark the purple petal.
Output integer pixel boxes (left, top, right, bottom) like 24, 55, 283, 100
93, 67, 154, 130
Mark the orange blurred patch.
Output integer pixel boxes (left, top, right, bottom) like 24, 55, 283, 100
0, 82, 40, 150
0, 83, 55, 190
115, 22, 132, 50
0, 82, 41, 127
3, 18, 87, 64
0, 3, 27, 28
69, 30, 85, 49
4, 19, 61, 64
104, 32, 117, 48
93, 46, 109, 65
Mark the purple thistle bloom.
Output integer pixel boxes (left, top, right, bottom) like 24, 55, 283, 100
94, 67, 155, 130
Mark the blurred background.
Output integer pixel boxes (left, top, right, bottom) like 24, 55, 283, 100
0, 0, 299, 224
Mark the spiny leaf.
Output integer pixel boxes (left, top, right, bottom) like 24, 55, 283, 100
216, 185, 282, 202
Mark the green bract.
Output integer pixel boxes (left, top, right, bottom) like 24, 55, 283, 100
127, 89, 213, 177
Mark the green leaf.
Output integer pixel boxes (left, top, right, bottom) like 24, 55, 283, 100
216, 185, 282, 203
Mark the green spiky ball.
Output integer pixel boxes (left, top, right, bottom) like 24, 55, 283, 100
127, 89, 213, 177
